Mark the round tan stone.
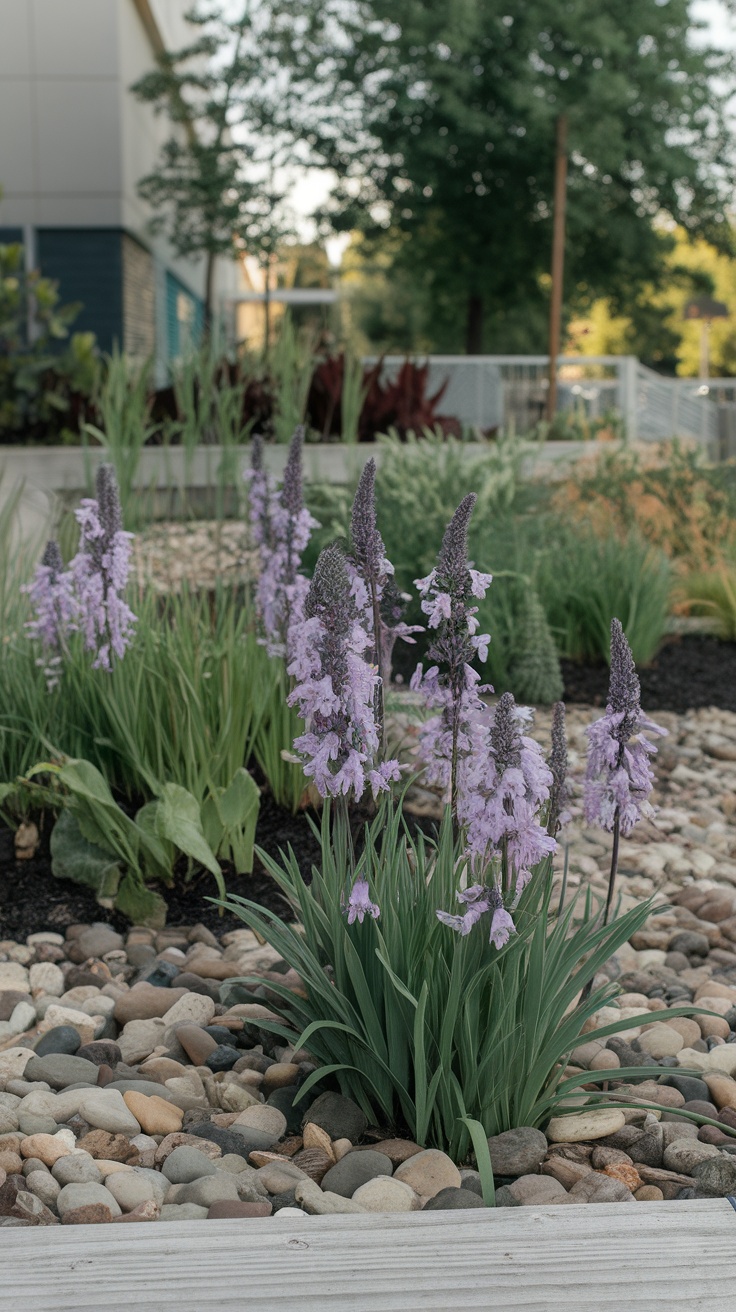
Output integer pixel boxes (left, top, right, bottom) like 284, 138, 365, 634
371, 1138, 425, 1166
588, 1049, 621, 1072
394, 1149, 461, 1200
19, 1134, 74, 1166
637, 1024, 684, 1059
352, 1177, 421, 1212
0, 1151, 22, 1174
332, 1138, 352, 1162
234, 1104, 287, 1139
122, 1092, 183, 1136
706, 1046, 736, 1077
546, 1109, 626, 1143
704, 1073, 736, 1110
634, 1185, 664, 1201
114, 985, 190, 1025
696, 996, 733, 1016
261, 1063, 300, 1093
698, 1014, 731, 1041
665, 1017, 702, 1048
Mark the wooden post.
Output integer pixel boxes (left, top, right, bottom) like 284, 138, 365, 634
547, 113, 568, 423
700, 319, 710, 380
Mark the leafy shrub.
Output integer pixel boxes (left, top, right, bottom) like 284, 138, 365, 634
678, 564, 736, 640
554, 441, 736, 571
0, 242, 99, 441
510, 587, 564, 703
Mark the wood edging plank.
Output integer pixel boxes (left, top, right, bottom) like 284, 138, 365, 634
1, 1200, 735, 1312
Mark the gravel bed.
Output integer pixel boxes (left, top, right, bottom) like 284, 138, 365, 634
5, 704, 736, 1223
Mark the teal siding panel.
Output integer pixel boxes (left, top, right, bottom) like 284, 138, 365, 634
36, 229, 123, 353
165, 270, 205, 363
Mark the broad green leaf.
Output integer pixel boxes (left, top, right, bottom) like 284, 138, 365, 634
49, 809, 121, 901
115, 872, 167, 929
156, 782, 221, 877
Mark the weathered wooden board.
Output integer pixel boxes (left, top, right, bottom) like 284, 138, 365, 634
2, 1201, 735, 1312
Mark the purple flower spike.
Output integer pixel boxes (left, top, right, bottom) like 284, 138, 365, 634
584, 620, 666, 837
288, 543, 401, 801
411, 496, 492, 803
70, 464, 136, 671
351, 458, 385, 584
547, 701, 570, 836
457, 692, 556, 898
349, 458, 421, 734
245, 427, 318, 659
345, 877, 380, 924
25, 539, 77, 653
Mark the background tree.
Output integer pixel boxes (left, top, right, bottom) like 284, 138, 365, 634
310, 0, 735, 354
132, 1, 326, 327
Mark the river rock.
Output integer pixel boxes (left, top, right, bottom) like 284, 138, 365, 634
487, 1127, 548, 1177
546, 1109, 626, 1143
394, 1149, 461, 1200
77, 1090, 141, 1136
320, 1150, 393, 1198
56, 1182, 122, 1219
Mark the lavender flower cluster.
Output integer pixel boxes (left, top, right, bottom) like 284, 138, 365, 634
25, 464, 136, 678
409, 500, 664, 954
584, 619, 666, 836
245, 429, 318, 660
458, 692, 556, 901
409, 495, 492, 797
288, 543, 401, 801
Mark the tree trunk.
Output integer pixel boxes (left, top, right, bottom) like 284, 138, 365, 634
465, 293, 484, 354
204, 251, 216, 336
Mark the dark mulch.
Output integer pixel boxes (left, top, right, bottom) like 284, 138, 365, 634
0, 793, 322, 942
561, 634, 736, 714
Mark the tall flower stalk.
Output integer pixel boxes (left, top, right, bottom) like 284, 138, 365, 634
70, 464, 136, 671
350, 458, 419, 749
584, 618, 666, 926
410, 494, 492, 816
245, 427, 318, 660
288, 542, 401, 802
24, 539, 77, 689
547, 701, 570, 838
288, 541, 400, 920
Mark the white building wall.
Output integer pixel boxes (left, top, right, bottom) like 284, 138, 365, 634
0, 0, 241, 309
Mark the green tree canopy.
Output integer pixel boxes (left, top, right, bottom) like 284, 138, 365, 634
309, 0, 735, 352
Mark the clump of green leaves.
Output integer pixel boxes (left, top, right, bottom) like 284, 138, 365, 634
221, 802, 689, 1158
0, 241, 99, 441
3, 758, 249, 927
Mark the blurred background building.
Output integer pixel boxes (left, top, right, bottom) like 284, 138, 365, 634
0, 0, 240, 374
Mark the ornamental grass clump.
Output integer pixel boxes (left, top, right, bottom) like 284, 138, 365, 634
221, 497, 696, 1163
